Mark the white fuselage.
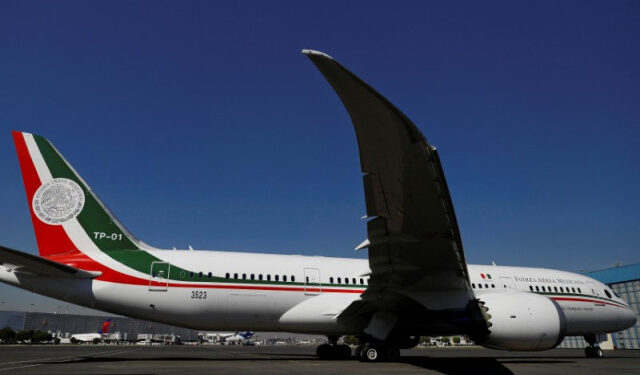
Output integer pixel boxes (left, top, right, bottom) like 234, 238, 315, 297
1, 249, 635, 338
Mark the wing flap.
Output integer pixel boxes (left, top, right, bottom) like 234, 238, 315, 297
0, 245, 101, 279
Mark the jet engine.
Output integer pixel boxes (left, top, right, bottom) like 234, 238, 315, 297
474, 292, 566, 351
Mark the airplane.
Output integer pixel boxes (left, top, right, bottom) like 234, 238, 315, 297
67, 319, 111, 343
224, 331, 255, 345
201, 331, 254, 344
0, 49, 636, 362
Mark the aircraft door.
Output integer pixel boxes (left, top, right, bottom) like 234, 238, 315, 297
149, 261, 170, 291
500, 277, 516, 291
304, 268, 321, 295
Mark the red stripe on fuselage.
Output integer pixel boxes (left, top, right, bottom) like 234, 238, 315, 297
550, 296, 626, 309
50, 252, 365, 294
11, 132, 365, 295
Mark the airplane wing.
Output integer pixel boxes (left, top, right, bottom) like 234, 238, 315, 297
0, 245, 101, 279
303, 50, 478, 336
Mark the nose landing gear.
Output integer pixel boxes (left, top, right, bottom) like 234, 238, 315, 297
584, 334, 605, 358
585, 346, 603, 358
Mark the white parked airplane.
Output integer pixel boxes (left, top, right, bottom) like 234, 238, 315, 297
202, 331, 254, 345
224, 331, 255, 345
67, 319, 111, 343
0, 50, 636, 362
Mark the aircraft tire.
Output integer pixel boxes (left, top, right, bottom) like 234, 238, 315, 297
316, 343, 333, 359
355, 344, 364, 361
585, 346, 604, 358
337, 344, 352, 359
361, 343, 383, 362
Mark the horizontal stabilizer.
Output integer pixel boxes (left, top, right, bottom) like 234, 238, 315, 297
0, 245, 101, 279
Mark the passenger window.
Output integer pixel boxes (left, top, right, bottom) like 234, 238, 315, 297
542, 286, 546, 292
353, 278, 356, 284
208, 272, 212, 279
225, 273, 230, 279
345, 278, 349, 285
604, 289, 612, 298
571, 287, 575, 293
198, 272, 203, 278
291, 276, 295, 282
577, 287, 581, 293
267, 275, 271, 281
242, 273, 246, 280
250, 274, 255, 280
338, 277, 342, 284
259, 274, 263, 281
472, 283, 476, 288
189, 272, 194, 278
485, 284, 489, 288
275, 275, 279, 281
529, 285, 533, 291
491, 284, 495, 288
479, 284, 483, 289
330, 277, 334, 284
554, 286, 557, 292
535, 286, 539, 292
283, 275, 287, 282
560, 287, 564, 292
360, 278, 364, 285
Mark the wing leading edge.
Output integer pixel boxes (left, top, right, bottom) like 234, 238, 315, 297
303, 50, 474, 315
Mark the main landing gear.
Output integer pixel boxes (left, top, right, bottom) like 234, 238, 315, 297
584, 334, 604, 358
355, 340, 400, 362
316, 336, 352, 360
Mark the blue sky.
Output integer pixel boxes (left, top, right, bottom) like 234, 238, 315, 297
1, 1, 639, 313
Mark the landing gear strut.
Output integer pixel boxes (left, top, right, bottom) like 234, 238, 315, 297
584, 334, 604, 358
316, 336, 351, 360
355, 339, 400, 362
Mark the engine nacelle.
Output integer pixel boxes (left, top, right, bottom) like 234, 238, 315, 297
475, 292, 566, 351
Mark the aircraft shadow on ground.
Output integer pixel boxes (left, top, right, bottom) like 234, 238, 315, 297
400, 356, 515, 375
38, 354, 586, 375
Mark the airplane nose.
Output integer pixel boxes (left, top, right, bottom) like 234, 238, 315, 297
622, 308, 637, 330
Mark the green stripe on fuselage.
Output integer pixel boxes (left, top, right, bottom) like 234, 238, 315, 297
32, 135, 370, 286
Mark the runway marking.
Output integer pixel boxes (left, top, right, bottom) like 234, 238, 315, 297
0, 347, 141, 372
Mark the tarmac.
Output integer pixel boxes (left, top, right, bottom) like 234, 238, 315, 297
0, 345, 638, 375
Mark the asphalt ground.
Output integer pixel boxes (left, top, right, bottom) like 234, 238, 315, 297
0, 345, 638, 375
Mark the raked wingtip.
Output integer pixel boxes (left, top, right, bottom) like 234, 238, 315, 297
301, 49, 333, 59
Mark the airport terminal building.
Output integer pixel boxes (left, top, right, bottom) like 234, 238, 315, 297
559, 262, 640, 349
0, 310, 201, 342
